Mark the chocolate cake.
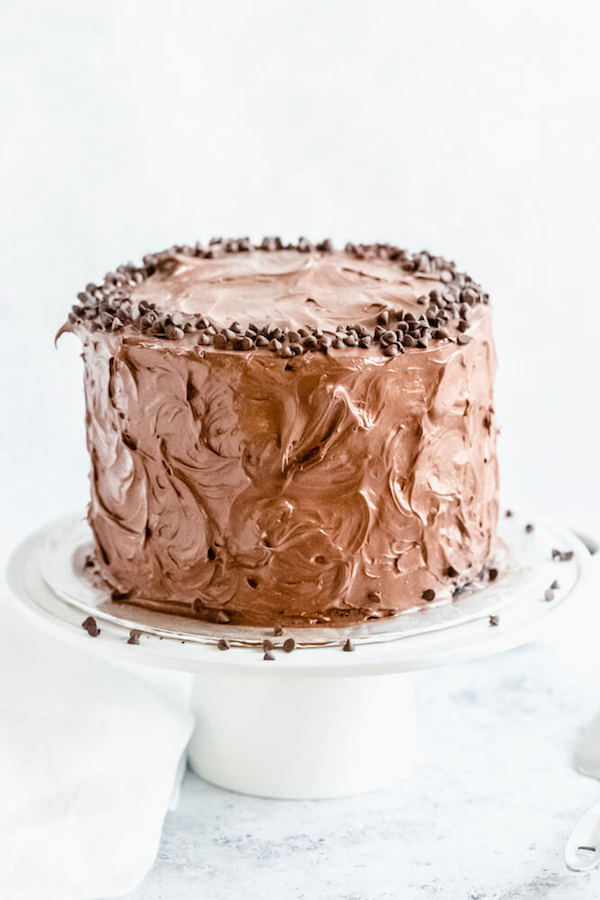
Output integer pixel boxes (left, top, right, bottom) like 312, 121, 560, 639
60, 238, 498, 627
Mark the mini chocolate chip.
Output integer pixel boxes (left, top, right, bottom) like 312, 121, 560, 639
263, 638, 274, 651
273, 624, 283, 636
377, 310, 390, 326
342, 638, 355, 652
544, 589, 555, 602
82, 616, 100, 637
263, 651, 276, 661
367, 590, 382, 604
489, 614, 500, 627
488, 568, 498, 582
505, 509, 513, 517
383, 344, 399, 357
127, 629, 141, 645
217, 638, 230, 651
422, 589, 436, 602
283, 637, 296, 653
122, 433, 137, 451
217, 610, 231, 623
111, 589, 132, 602
550, 579, 560, 590
456, 334, 472, 345
525, 523, 534, 533
446, 565, 458, 577
165, 324, 185, 340
213, 333, 227, 348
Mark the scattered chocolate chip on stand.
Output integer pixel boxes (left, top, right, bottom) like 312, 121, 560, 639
81, 616, 100, 637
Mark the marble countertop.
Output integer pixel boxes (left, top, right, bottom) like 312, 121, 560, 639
124, 631, 600, 900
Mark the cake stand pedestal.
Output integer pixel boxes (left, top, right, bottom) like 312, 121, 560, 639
6, 513, 594, 799
188, 671, 415, 798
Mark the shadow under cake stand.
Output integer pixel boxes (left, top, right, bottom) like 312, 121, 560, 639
6, 511, 593, 799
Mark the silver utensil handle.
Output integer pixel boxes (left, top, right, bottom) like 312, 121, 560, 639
566, 799, 600, 871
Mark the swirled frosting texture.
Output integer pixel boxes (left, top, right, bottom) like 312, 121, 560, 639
79, 249, 498, 625
131, 249, 451, 330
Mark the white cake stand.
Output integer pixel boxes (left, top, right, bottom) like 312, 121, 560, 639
6, 511, 594, 799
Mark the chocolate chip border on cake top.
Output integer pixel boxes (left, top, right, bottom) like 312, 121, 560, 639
64, 237, 490, 357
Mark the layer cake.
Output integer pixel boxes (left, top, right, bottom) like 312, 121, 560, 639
60, 238, 498, 626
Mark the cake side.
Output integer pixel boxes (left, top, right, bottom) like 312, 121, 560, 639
65, 238, 498, 627
80, 314, 497, 625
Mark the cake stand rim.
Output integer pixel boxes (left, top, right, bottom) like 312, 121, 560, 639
6, 510, 596, 678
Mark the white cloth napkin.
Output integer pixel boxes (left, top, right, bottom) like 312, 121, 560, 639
0, 602, 194, 900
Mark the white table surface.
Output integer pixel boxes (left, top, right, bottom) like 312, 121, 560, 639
118, 633, 600, 900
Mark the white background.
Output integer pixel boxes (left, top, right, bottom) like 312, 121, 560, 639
2, 0, 600, 552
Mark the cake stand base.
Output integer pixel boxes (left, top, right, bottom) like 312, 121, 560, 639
6, 511, 594, 799
188, 672, 415, 799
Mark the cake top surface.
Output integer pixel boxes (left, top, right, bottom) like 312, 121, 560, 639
62, 238, 490, 355
131, 248, 449, 331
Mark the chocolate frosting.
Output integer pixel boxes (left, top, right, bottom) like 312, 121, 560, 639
66, 241, 498, 626
131, 249, 453, 330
